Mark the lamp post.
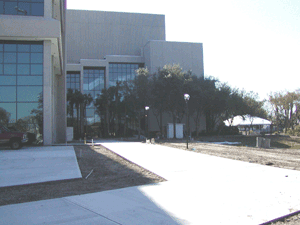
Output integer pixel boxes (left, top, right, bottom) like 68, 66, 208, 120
184, 94, 190, 149
145, 106, 149, 140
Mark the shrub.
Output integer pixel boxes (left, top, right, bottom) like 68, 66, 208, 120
219, 125, 239, 135
286, 125, 300, 136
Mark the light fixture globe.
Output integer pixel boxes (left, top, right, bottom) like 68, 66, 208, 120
145, 106, 150, 110
184, 93, 190, 101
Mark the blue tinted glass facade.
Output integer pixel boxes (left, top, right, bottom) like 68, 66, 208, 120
0, 0, 44, 16
67, 71, 80, 91
66, 72, 80, 124
83, 67, 105, 125
109, 63, 141, 87
0, 41, 43, 137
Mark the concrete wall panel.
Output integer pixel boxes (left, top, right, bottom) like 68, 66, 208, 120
144, 41, 204, 77
43, 41, 53, 145
66, 10, 165, 63
54, 74, 66, 143
0, 16, 61, 39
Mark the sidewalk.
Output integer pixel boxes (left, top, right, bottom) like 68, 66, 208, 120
100, 142, 300, 224
1, 142, 300, 224
0, 146, 82, 187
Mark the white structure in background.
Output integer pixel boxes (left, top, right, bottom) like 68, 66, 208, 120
66, 127, 74, 142
224, 115, 272, 134
167, 123, 184, 139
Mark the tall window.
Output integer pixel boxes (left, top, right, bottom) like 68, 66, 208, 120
109, 63, 142, 87
0, 41, 43, 138
0, 0, 44, 16
67, 71, 80, 91
83, 67, 105, 125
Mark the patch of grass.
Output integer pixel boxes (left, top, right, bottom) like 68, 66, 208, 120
271, 141, 291, 148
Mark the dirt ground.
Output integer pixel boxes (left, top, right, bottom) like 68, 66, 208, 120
158, 141, 300, 172
1, 135, 300, 224
0, 145, 165, 206
158, 136, 300, 225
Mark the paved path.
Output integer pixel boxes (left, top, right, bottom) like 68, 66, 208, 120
1, 142, 300, 224
0, 146, 82, 187
100, 142, 300, 224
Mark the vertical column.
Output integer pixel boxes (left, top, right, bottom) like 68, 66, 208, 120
43, 41, 53, 145
80, 65, 84, 92
55, 73, 66, 143
44, 0, 52, 19
105, 61, 109, 89
52, 62, 57, 142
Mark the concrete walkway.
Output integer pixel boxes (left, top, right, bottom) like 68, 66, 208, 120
0, 146, 82, 187
1, 142, 300, 224
100, 142, 300, 224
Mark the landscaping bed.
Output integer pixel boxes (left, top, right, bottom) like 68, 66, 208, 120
0, 145, 165, 206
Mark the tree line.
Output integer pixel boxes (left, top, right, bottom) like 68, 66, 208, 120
268, 90, 300, 134
67, 64, 267, 139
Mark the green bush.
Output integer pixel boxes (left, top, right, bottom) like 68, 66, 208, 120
219, 125, 239, 135
195, 124, 239, 136
286, 125, 300, 136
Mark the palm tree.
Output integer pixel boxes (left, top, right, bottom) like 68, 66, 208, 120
67, 89, 75, 126
83, 93, 93, 136
73, 90, 84, 139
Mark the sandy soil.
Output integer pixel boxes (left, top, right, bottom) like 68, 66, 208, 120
159, 141, 300, 172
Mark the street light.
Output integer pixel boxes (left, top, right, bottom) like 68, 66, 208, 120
145, 106, 150, 140
184, 94, 190, 149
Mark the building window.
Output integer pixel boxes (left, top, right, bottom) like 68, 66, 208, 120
0, 41, 43, 140
109, 63, 142, 87
83, 67, 105, 125
67, 71, 80, 91
0, 0, 44, 16
66, 72, 80, 126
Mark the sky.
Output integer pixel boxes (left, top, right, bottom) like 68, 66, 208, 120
67, 0, 300, 100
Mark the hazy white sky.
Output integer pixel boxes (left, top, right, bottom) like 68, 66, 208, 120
67, 0, 300, 100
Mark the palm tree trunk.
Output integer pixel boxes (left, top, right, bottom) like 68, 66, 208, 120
76, 105, 80, 139
173, 114, 176, 139
160, 110, 163, 137
138, 110, 141, 139
71, 106, 74, 127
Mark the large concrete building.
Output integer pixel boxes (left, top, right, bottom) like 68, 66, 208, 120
0, 0, 66, 145
66, 10, 205, 137
1, 6, 205, 144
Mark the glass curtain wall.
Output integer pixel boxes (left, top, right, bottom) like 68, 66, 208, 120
108, 63, 142, 136
0, 0, 44, 16
83, 67, 105, 127
66, 71, 80, 127
0, 41, 43, 143
109, 63, 140, 87
66, 71, 80, 91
